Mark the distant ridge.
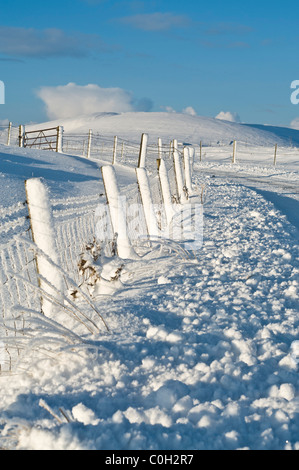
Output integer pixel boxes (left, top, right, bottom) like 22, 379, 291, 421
27, 112, 299, 147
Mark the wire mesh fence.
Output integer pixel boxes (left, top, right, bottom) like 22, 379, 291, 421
0, 201, 39, 372
0, 123, 20, 147
0, 122, 195, 373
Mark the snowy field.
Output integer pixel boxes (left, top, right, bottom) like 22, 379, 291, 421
0, 112, 298, 450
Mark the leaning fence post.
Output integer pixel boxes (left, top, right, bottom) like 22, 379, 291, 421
6, 122, 12, 146
183, 147, 192, 195
189, 146, 195, 171
274, 144, 278, 166
136, 167, 160, 238
138, 133, 148, 168
173, 140, 188, 203
158, 159, 174, 226
101, 165, 137, 259
25, 178, 64, 318
87, 129, 92, 158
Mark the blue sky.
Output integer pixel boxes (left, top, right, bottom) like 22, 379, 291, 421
0, 0, 298, 127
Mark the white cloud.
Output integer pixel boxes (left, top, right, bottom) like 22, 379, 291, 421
161, 106, 176, 113
215, 111, 241, 123
290, 118, 299, 130
182, 106, 197, 116
37, 83, 152, 119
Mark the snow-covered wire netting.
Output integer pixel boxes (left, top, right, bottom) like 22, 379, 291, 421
0, 191, 115, 373
53, 194, 105, 284
0, 202, 39, 372
0, 124, 20, 147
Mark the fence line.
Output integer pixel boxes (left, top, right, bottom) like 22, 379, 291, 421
0, 123, 199, 373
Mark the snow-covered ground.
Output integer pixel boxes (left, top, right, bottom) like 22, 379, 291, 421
0, 112, 298, 450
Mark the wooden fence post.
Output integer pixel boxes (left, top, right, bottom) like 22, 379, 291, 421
158, 138, 162, 160
274, 144, 278, 166
158, 159, 174, 226
87, 129, 92, 158
101, 165, 137, 259
232, 140, 237, 164
19, 125, 25, 148
112, 136, 118, 165
138, 133, 148, 168
6, 122, 12, 146
56, 126, 63, 153
173, 140, 188, 203
25, 178, 64, 317
183, 147, 192, 195
136, 167, 160, 238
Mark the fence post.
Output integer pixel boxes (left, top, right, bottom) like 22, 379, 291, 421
158, 138, 162, 160
56, 126, 63, 153
19, 125, 25, 148
200, 141, 202, 162
232, 140, 237, 164
87, 129, 92, 158
138, 133, 148, 168
158, 159, 174, 226
112, 136, 118, 165
183, 147, 192, 195
136, 167, 160, 238
6, 122, 12, 146
274, 144, 278, 166
173, 140, 188, 203
25, 178, 64, 318
101, 165, 137, 259
189, 146, 195, 171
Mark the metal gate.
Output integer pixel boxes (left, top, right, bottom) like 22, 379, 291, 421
21, 126, 62, 152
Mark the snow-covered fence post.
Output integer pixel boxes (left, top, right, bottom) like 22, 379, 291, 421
158, 159, 174, 226
138, 133, 148, 168
183, 147, 192, 196
101, 165, 137, 259
173, 140, 188, 203
56, 126, 63, 153
112, 136, 118, 164
274, 144, 278, 166
6, 122, 12, 146
25, 178, 64, 318
136, 167, 160, 237
189, 146, 195, 171
158, 138, 162, 160
232, 140, 237, 164
87, 129, 92, 158
18, 125, 25, 148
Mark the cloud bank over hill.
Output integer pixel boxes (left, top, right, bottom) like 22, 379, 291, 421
37, 83, 153, 119
215, 111, 241, 123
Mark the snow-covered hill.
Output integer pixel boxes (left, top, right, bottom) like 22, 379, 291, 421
27, 111, 299, 147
